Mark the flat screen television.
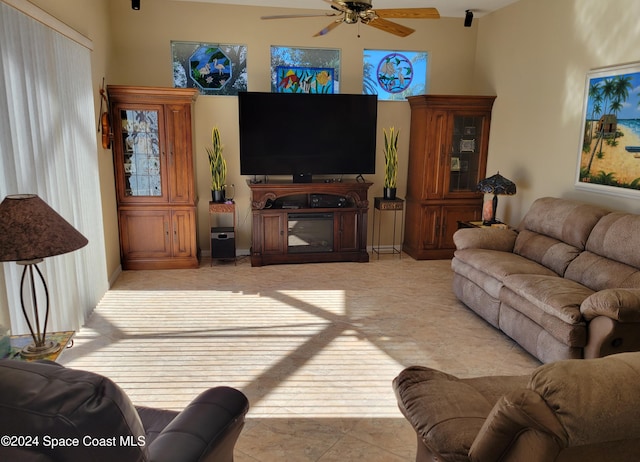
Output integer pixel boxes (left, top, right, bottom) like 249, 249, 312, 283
238, 91, 378, 182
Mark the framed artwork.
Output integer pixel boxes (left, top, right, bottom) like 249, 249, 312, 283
275, 66, 334, 93
576, 62, 640, 197
363, 49, 428, 101
460, 139, 476, 153
171, 41, 247, 96
270, 46, 340, 93
451, 157, 461, 172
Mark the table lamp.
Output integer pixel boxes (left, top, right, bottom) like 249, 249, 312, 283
477, 172, 516, 225
0, 194, 88, 358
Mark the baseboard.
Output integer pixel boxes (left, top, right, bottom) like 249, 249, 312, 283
108, 265, 122, 288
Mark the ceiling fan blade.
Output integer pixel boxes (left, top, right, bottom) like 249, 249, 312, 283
375, 8, 440, 19
262, 13, 338, 20
366, 17, 415, 37
314, 19, 343, 37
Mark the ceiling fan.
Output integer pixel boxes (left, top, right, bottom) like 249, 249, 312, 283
261, 0, 440, 37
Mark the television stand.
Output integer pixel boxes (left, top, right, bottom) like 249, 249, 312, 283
248, 179, 372, 267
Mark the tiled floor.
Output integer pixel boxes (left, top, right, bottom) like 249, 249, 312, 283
60, 255, 540, 461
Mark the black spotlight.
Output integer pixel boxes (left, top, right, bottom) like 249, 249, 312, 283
464, 10, 473, 27
132, 0, 140, 10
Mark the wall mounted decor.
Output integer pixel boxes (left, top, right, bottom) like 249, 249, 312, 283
576, 62, 640, 197
271, 46, 340, 93
363, 49, 428, 101
171, 41, 247, 96
275, 66, 334, 94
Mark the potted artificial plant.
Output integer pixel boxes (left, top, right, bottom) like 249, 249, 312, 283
383, 127, 399, 200
207, 127, 227, 202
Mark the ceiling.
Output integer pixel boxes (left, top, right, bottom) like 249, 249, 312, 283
171, 0, 521, 18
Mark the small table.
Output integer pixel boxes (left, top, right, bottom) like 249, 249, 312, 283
4, 331, 75, 362
372, 197, 405, 259
209, 201, 236, 265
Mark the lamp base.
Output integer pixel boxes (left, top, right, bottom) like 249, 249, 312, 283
20, 340, 61, 359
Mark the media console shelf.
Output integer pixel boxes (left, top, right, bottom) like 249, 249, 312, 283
248, 180, 373, 267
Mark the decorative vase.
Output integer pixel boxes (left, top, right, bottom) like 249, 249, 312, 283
212, 189, 225, 203
383, 187, 397, 200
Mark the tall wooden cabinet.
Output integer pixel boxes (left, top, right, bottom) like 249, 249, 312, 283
108, 86, 199, 270
403, 95, 496, 260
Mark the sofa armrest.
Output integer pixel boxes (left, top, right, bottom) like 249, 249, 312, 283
148, 386, 249, 462
453, 228, 518, 252
393, 366, 522, 461
581, 289, 640, 322
469, 389, 566, 462
582, 290, 640, 358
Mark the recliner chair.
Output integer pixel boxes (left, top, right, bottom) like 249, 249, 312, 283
0, 360, 249, 462
393, 352, 640, 461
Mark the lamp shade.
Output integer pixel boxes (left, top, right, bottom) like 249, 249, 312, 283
0, 194, 88, 262
477, 172, 517, 196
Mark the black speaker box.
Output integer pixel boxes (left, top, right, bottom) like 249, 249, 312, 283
211, 226, 235, 259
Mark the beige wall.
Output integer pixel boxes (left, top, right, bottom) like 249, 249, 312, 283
18, 0, 640, 276
105, 0, 479, 252
475, 0, 640, 223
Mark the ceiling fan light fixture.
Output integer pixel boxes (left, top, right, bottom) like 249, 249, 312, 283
344, 10, 359, 24
343, 0, 372, 12
360, 10, 376, 24
464, 9, 473, 27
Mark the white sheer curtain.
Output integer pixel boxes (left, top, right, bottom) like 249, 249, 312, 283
0, 1, 108, 335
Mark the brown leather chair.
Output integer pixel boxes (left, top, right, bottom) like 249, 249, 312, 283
0, 360, 249, 462
393, 352, 640, 462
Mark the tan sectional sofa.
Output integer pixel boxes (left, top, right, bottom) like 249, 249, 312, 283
452, 197, 640, 363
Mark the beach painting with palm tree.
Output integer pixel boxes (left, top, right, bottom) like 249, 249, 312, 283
577, 62, 640, 197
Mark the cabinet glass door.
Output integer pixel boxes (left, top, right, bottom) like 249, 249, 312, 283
120, 109, 162, 197
449, 115, 484, 192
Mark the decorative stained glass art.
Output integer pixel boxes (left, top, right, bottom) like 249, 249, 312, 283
171, 41, 247, 96
363, 49, 428, 101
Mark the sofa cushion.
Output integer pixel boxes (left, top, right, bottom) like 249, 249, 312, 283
585, 212, 640, 269
566, 212, 640, 290
515, 197, 610, 249
453, 249, 555, 299
513, 230, 582, 276
528, 352, 640, 446
500, 275, 592, 348
502, 274, 594, 325
469, 352, 640, 460
565, 251, 640, 291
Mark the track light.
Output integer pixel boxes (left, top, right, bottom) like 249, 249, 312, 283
132, 0, 140, 10
464, 10, 473, 27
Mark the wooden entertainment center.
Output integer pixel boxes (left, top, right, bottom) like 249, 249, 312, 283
248, 180, 372, 267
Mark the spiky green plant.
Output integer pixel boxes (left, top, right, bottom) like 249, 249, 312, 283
383, 127, 399, 188
206, 127, 226, 191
